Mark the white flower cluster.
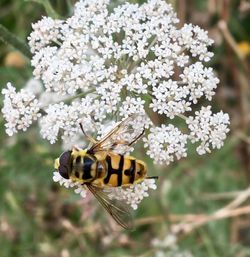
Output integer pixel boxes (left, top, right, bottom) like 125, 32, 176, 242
144, 125, 188, 165
52, 170, 157, 210
39, 96, 105, 143
105, 178, 157, 210
155, 249, 194, 257
152, 234, 177, 249
1, 0, 230, 166
28, 17, 64, 53
1, 83, 41, 136
1, 0, 231, 214
186, 106, 230, 155
53, 171, 87, 197
152, 234, 194, 257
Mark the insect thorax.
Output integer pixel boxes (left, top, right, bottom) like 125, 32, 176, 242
70, 153, 98, 182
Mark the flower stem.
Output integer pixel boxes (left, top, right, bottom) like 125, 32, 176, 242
0, 24, 32, 59
41, 90, 95, 110
177, 113, 188, 120
27, 0, 61, 19
65, 0, 74, 15
63, 90, 95, 104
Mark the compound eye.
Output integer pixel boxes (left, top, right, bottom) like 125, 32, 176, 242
58, 151, 72, 179
59, 165, 69, 179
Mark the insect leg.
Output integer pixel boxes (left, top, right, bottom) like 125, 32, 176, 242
146, 176, 159, 180
72, 146, 83, 152
128, 128, 145, 146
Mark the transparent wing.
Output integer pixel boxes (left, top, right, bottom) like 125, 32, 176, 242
86, 184, 134, 230
89, 114, 145, 154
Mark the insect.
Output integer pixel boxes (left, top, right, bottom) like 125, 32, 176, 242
54, 115, 157, 229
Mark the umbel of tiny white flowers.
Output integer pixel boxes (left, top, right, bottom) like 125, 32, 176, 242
1, 0, 230, 211
2, 0, 230, 166
2, 83, 41, 136
151, 232, 194, 257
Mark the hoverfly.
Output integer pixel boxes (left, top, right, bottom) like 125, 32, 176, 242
54, 115, 157, 229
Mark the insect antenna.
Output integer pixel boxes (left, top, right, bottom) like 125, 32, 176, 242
79, 123, 97, 144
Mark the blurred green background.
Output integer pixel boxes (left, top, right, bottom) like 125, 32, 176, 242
0, 0, 250, 256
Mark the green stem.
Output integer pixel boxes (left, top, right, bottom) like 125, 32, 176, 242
63, 90, 95, 104
41, 90, 95, 109
65, 0, 74, 15
177, 113, 188, 120
0, 24, 32, 59
142, 93, 158, 126
27, 0, 61, 19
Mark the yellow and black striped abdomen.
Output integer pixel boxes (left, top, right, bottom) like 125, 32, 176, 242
68, 150, 147, 187
98, 152, 147, 187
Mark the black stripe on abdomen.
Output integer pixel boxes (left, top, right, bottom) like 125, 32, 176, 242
104, 155, 123, 186
118, 155, 124, 186
124, 159, 136, 184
